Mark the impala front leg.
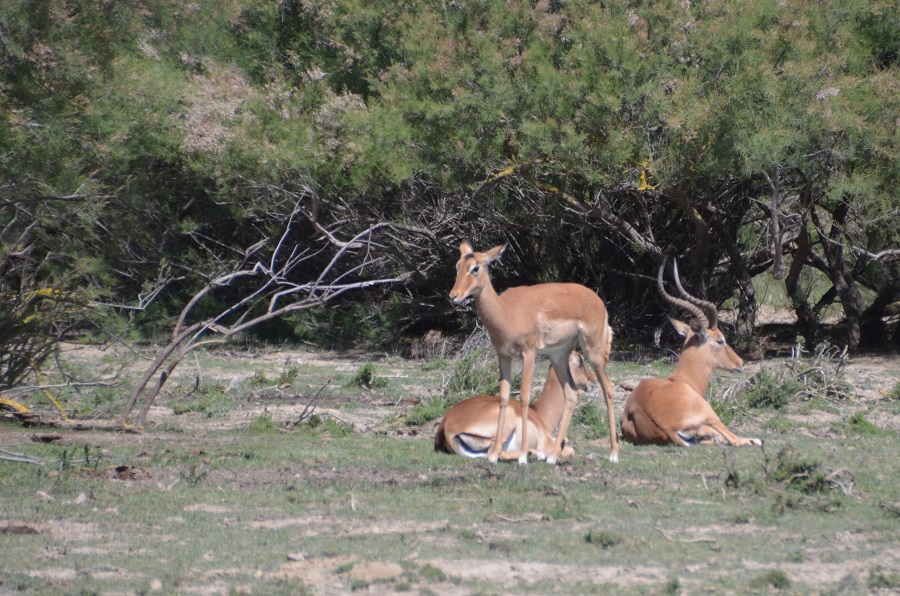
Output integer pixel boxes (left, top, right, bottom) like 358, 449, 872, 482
502, 351, 535, 465
487, 357, 513, 463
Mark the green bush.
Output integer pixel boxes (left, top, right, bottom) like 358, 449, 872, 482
742, 366, 799, 410
347, 363, 388, 391
584, 530, 621, 548
887, 381, 900, 401
443, 348, 502, 400
750, 569, 791, 590
832, 411, 890, 437
571, 402, 610, 439
405, 396, 454, 427
247, 414, 278, 434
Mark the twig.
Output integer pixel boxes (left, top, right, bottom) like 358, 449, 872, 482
287, 379, 332, 426
880, 502, 900, 517
826, 468, 854, 496
655, 527, 674, 541
0, 449, 44, 465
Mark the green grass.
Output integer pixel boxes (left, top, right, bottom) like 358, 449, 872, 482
1, 346, 898, 594
3, 425, 896, 593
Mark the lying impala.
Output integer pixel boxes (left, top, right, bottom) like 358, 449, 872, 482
621, 261, 762, 447
449, 242, 618, 464
435, 351, 598, 460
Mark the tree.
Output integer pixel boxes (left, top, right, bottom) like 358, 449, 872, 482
116, 189, 409, 427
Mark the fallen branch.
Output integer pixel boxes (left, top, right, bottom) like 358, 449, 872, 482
0, 448, 44, 465
4, 412, 138, 433
881, 502, 900, 517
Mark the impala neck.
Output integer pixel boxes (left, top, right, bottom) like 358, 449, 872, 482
669, 343, 713, 397
471, 274, 509, 336
530, 367, 564, 428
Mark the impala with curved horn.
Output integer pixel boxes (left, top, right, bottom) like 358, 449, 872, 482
620, 260, 762, 447
435, 351, 598, 460
449, 242, 618, 464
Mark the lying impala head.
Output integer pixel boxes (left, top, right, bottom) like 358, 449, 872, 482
449, 241, 506, 304
659, 259, 743, 374
568, 351, 599, 394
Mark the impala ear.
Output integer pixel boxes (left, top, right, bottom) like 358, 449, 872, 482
484, 244, 507, 263
669, 318, 691, 338
689, 317, 708, 339
459, 240, 474, 256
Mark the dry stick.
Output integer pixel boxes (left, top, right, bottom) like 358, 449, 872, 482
880, 502, 900, 517
0, 449, 45, 465
290, 379, 332, 426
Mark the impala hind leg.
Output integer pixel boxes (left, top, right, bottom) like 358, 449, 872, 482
682, 422, 761, 447
707, 421, 762, 446
546, 352, 578, 465
582, 327, 619, 463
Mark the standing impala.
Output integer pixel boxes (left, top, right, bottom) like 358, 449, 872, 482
449, 242, 618, 464
621, 261, 762, 447
435, 351, 598, 460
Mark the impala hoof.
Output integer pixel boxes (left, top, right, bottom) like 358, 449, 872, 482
609, 452, 619, 464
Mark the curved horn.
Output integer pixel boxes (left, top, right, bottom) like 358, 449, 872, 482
672, 259, 718, 329
658, 260, 709, 330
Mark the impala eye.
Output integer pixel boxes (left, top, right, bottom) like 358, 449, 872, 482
470, 265, 480, 275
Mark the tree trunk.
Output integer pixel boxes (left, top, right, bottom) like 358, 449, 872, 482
860, 283, 899, 350
784, 220, 819, 346
813, 200, 865, 350
711, 218, 756, 342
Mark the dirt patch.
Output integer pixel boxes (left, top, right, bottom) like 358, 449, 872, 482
27, 567, 79, 583
34, 520, 103, 542
272, 555, 357, 594
427, 558, 669, 587
80, 464, 153, 481
248, 515, 447, 538
184, 504, 237, 514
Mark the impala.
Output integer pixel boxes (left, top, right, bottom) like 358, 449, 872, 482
621, 261, 762, 447
435, 351, 598, 460
449, 242, 618, 464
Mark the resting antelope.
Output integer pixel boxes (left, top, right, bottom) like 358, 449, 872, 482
449, 242, 618, 464
621, 261, 762, 447
435, 351, 598, 460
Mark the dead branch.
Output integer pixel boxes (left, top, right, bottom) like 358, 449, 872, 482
287, 379, 332, 427
114, 198, 409, 428
2, 412, 141, 432
0, 448, 45, 465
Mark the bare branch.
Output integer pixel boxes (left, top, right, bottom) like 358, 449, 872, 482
115, 209, 410, 427
0, 449, 44, 465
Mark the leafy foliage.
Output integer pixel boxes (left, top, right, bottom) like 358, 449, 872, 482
1, 0, 899, 394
